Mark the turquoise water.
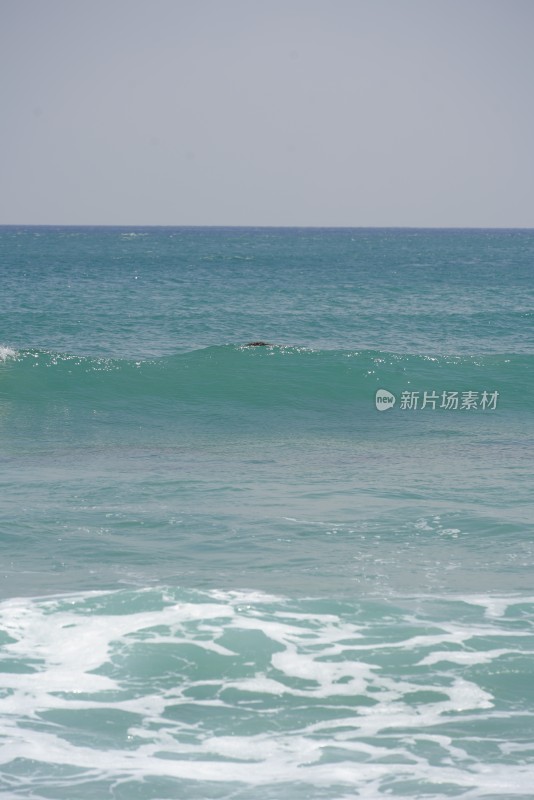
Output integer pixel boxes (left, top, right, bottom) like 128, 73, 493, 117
1, 227, 533, 798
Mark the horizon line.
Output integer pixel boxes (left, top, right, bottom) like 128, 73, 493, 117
1, 223, 533, 231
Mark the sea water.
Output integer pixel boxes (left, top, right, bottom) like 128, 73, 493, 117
0, 226, 533, 798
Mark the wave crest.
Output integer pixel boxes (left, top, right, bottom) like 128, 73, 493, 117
0, 345, 16, 362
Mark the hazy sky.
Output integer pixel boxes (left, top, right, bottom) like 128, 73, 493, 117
1, 0, 533, 226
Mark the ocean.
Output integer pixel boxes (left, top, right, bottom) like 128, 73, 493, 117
0, 226, 533, 799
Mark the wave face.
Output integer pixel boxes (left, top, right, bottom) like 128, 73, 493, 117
1, 226, 534, 799
1, 344, 530, 412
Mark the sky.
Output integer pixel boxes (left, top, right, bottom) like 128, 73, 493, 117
1, 0, 533, 227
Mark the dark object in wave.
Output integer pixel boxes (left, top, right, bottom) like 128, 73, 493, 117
246, 341, 272, 347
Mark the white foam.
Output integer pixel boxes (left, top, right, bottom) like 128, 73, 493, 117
418, 648, 513, 666
453, 594, 534, 617
0, 588, 533, 797
0, 345, 16, 362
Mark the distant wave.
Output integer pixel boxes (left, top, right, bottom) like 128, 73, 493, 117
0, 344, 528, 413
